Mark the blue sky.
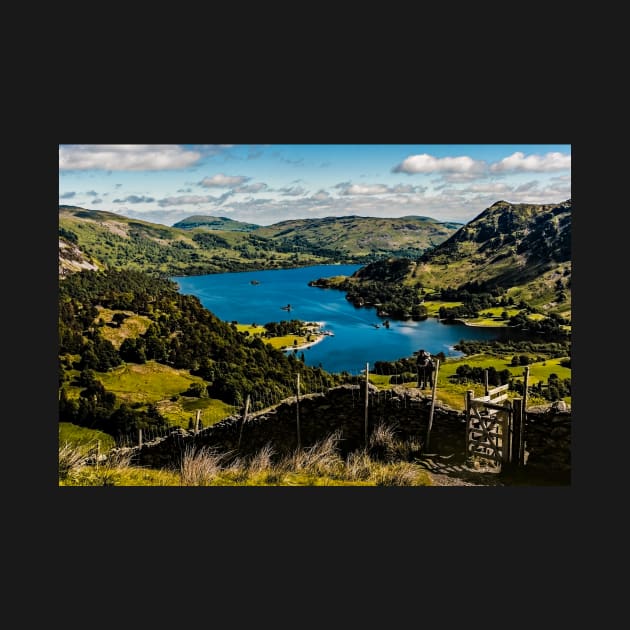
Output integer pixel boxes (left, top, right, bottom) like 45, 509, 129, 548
59, 144, 571, 226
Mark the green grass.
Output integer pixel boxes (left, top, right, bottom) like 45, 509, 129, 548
95, 308, 152, 349
435, 354, 571, 409
236, 324, 267, 336
156, 397, 235, 427
59, 431, 434, 486
467, 307, 520, 326
368, 374, 394, 389
236, 323, 318, 350
98, 360, 207, 404
365, 353, 571, 411
421, 300, 463, 316
60, 465, 182, 486
59, 423, 116, 453
93, 360, 234, 428
63, 360, 235, 429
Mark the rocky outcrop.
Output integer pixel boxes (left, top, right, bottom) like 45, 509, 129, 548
59, 239, 99, 276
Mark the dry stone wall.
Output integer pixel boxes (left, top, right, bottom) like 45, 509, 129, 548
124, 385, 570, 474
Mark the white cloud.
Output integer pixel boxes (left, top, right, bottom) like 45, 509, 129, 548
311, 190, 332, 201
393, 153, 486, 176
199, 173, 250, 187
59, 144, 202, 171
336, 182, 426, 196
158, 194, 223, 207
490, 151, 571, 173
461, 183, 512, 194
343, 184, 389, 195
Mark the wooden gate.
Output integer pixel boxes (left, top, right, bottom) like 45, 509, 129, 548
465, 385, 519, 468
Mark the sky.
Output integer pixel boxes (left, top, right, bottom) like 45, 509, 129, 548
59, 144, 571, 226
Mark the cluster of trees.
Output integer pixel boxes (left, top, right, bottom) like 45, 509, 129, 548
510, 373, 571, 402
325, 279, 428, 320
373, 352, 447, 377
451, 364, 512, 386
192, 232, 230, 249
59, 371, 169, 437
263, 320, 312, 337
449, 365, 571, 402
507, 312, 569, 338
59, 269, 343, 439
453, 339, 571, 359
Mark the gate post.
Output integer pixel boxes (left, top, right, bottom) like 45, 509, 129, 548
501, 400, 512, 464
465, 389, 473, 461
512, 398, 523, 467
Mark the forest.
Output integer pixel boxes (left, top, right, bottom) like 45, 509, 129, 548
59, 269, 341, 441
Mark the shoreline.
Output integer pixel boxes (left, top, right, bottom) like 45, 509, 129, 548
282, 321, 328, 352
282, 334, 327, 352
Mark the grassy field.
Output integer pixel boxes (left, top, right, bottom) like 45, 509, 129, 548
93, 360, 235, 428
236, 323, 317, 350
370, 353, 571, 411
59, 423, 116, 453
98, 360, 205, 404
421, 300, 463, 316
95, 307, 152, 349
155, 397, 235, 427
59, 431, 434, 486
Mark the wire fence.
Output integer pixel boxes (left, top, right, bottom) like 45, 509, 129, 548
112, 364, 534, 449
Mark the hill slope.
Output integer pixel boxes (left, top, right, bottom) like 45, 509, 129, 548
59, 206, 461, 275
253, 215, 461, 259
312, 199, 572, 322
172, 215, 260, 231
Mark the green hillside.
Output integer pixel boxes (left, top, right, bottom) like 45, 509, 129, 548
58, 268, 342, 442
58, 206, 328, 275
59, 206, 460, 276
309, 199, 572, 329
254, 215, 461, 260
172, 215, 260, 231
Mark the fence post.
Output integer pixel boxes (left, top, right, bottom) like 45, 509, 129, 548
364, 362, 369, 448
484, 369, 489, 397
296, 373, 301, 450
138, 428, 143, 448
194, 409, 201, 435
523, 366, 530, 412
237, 394, 250, 451
425, 359, 440, 452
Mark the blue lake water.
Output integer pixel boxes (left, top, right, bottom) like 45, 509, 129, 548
172, 264, 508, 374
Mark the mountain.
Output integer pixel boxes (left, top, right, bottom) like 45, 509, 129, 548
254, 215, 462, 260
312, 199, 572, 322
172, 215, 260, 231
59, 206, 461, 276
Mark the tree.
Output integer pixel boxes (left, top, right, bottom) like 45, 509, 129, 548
112, 312, 129, 327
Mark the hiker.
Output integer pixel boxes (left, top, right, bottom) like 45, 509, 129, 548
415, 349, 434, 389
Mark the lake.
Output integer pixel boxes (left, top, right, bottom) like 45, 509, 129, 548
172, 264, 508, 374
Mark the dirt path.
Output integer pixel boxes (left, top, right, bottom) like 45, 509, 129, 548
416, 453, 570, 486
416, 453, 505, 486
